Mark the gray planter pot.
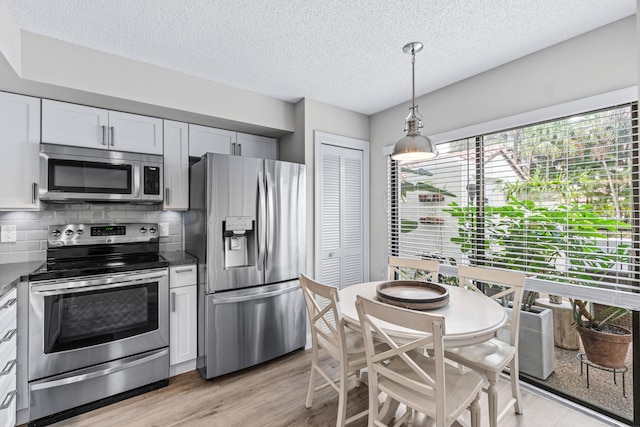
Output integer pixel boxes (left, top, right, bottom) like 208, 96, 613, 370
499, 305, 555, 380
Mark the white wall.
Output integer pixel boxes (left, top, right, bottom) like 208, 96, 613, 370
299, 99, 370, 277
368, 16, 638, 280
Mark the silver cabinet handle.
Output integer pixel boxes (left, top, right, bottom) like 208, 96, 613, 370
173, 267, 193, 274
231, 142, 236, 155
110, 126, 115, 146
0, 390, 16, 410
171, 292, 176, 312
0, 298, 16, 310
102, 125, 107, 145
0, 329, 16, 343
32, 182, 38, 204
0, 360, 16, 377
165, 188, 170, 205
237, 143, 242, 156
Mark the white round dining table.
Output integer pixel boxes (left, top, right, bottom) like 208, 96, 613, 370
338, 281, 507, 347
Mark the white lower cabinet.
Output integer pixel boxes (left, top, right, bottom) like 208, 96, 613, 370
0, 289, 17, 427
169, 265, 197, 376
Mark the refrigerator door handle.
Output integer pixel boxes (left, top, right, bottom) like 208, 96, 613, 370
257, 171, 267, 271
212, 283, 300, 304
265, 170, 275, 268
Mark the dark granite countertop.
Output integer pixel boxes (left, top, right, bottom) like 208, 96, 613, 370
161, 251, 197, 266
0, 261, 44, 297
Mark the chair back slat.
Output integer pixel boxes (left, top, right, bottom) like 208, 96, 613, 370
356, 295, 446, 416
300, 274, 347, 358
388, 257, 440, 282
457, 265, 526, 347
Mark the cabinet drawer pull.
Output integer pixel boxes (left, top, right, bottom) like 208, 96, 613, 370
0, 329, 16, 344
0, 359, 16, 376
0, 390, 16, 410
173, 268, 193, 274
102, 125, 107, 145
0, 298, 16, 310
110, 126, 115, 146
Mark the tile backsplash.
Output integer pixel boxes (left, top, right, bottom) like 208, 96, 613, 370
0, 203, 183, 264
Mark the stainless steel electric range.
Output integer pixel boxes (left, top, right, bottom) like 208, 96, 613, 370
25, 223, 170, 426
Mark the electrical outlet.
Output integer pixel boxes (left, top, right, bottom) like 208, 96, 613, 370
159, 223, 170, 237
0, 225, 17, 243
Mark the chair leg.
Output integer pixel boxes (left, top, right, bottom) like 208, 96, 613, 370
510, 358, 524, 415
469, 393, 481, 427
306, 347, 318, 408
486, 372, 499, 427
336, 361, 348, 427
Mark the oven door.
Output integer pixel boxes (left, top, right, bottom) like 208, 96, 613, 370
28, 269, 168, 381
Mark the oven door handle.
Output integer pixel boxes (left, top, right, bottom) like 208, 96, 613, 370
30, 349, 168, 391
30, 270, 168, 294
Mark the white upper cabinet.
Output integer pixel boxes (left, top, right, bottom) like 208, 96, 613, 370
188, 125, 277, 159
236, 133, 277, 159
163, 120, 189, 210
0, 92, 40, 210
188, 124, 235, 157
42, 100, 163, 155
108, 111, 163, 154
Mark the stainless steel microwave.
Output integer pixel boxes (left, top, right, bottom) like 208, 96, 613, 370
39, 143, 163, 203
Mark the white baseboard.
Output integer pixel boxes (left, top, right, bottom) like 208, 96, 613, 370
170, 359, 196, 377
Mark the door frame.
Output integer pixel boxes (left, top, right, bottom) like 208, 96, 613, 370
314, 130, 370, 285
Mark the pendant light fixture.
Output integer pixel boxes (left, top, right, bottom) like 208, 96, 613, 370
391, 42, 438, 161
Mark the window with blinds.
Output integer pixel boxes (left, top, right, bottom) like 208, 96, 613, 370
388, 103, 639, 306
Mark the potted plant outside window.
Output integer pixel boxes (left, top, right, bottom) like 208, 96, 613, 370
571, 299, 631, 369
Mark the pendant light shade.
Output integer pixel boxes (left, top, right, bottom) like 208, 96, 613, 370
391, 42, 438, 161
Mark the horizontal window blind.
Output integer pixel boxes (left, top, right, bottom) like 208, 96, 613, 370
388, 103, 640, 308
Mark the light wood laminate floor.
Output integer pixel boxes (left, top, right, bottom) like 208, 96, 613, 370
38, 349, 621, 427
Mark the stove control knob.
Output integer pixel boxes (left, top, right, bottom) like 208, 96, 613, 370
140, 227, 147, 233
149, 227, 157, 234
76, 230, 84, 235
64, 229, 74, 236
51, 229, 61, 237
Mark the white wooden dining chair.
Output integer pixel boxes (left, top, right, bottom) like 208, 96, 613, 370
300, 274, 368, 426
444, 265, 526, 427
388, 256, 439, 281
355, 295, 483, 427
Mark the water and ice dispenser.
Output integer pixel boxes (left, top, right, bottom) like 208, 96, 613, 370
223, 216, 254, 268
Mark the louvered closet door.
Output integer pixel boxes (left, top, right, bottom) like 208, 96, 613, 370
318, 144, 364, 289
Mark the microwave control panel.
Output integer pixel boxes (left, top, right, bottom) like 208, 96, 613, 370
143, 166, 161, 195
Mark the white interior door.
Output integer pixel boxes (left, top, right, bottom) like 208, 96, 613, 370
315, 131, 370, 289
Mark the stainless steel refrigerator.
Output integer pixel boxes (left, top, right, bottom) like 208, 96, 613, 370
185, 153, 306, 380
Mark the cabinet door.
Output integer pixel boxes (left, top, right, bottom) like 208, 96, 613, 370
236, 133, 277, 159
188, 124, 234, 157
42, 99, 109, 149
163, 120, 189, 210
169, 285, 197, 366
0, 288, 17, 427
108, 111, 163, 154
0, 92, 40, 210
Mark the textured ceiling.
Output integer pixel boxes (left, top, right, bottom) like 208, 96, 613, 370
4, 0, 637, 115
